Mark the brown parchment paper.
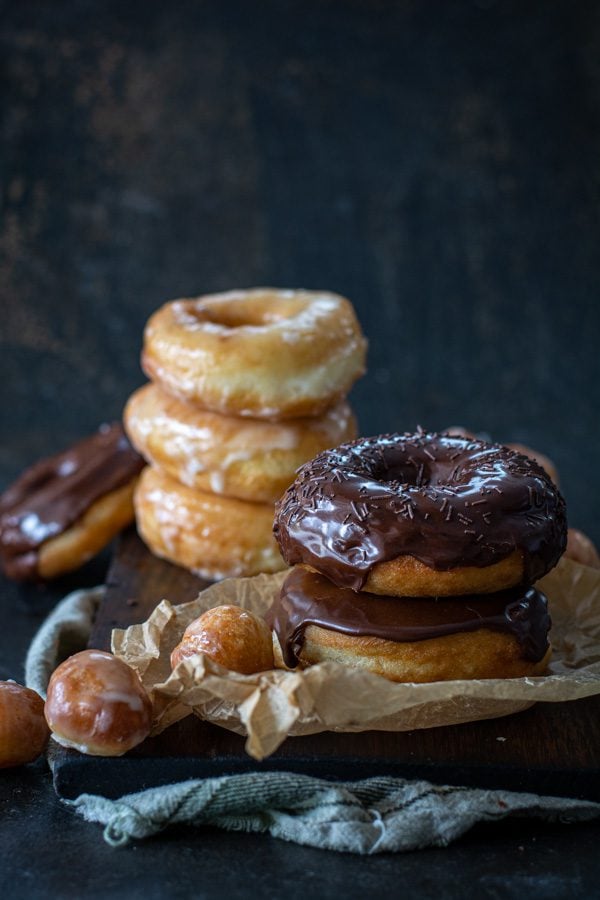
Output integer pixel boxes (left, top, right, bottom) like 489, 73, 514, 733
112, 557, 600, 760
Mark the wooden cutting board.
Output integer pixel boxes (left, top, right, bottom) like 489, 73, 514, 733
51, 529, 600, 801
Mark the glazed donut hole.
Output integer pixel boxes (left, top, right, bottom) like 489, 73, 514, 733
171, 605, 275, 675
0, 682, 49, 768
44, 650, 152, 757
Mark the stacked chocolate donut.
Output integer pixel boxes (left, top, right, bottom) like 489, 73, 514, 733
270, 431, 568, 682
125, 289, 367, 580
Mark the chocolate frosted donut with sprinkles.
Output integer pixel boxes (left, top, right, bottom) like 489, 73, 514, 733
274, 430, 567, 597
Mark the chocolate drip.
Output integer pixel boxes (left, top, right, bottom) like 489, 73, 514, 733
267, 567, 551, 668
274, 432, 567, 590
0, 423, 144, 580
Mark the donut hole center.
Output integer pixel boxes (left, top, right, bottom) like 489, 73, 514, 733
190, 292, 311, 330
371, 447, 434, 487
371, 443, 466, 490
379, 461, 431, 487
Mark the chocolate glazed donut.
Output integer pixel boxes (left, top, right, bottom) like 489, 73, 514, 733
274, 431, 567, 595
0, 424, 144, 581
268, 567, 551, 670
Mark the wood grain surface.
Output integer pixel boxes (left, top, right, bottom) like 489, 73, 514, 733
51, 529, 600, 801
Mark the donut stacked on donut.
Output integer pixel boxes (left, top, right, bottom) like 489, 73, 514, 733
269, 431, 567, 683
125, 289, 366, 580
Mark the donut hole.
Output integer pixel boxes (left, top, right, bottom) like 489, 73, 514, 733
379, 462, 429, 487
367, 448, 432, 488
186, 292, 311, 330
367, 443, 469, 491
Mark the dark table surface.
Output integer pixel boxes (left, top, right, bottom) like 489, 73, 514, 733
2, 1, 600, 897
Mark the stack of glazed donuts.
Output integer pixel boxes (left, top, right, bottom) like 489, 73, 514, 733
125, 289, 367, 580
269, 430, 568, 683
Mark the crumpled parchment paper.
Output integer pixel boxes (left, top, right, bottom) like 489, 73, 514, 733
112, 557, 600, 760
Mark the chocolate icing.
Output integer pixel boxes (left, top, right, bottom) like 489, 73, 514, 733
274, 431, 567, 590
0, 423, 144, 580
267, 567, 551, 668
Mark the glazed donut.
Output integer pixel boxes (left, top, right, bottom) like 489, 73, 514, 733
44, 650, 152, 757
0, 682, 49, 768
125, 383, 357, 503
141, 289, 367, 419
267, 567, 552, 683
565, 528, 600, 569
0, 424, 145, 581
274, 431, 567, 596
135, 466, 285, 580
171, 606, 274, 674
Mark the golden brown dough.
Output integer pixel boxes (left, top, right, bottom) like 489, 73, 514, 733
44, 650, 152, 757
0, 682, 49, 768
359, 550, 525, 597
135, 466, 285, 579
37, 479, 138, 579
141, 289, 367, 419
125, 383, 357, 503
282, 625, 551, 683
171, 605, 274, 674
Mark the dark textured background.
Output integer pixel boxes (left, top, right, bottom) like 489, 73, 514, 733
1, 1, 600, 896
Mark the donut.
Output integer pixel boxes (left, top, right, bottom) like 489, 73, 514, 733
565, 528, 600, 569
124, 383, 357, 503
506, 443, 559, 487
171, 606, 274, 674
135, 466, 286, 580
445, 426, 559, 485
44, 650, 152, 757
274, 431, 567, 596
141, 289, 367, 419
0, 424, 145, 581
0, 682, 49, 768
266, 567, 552, 683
